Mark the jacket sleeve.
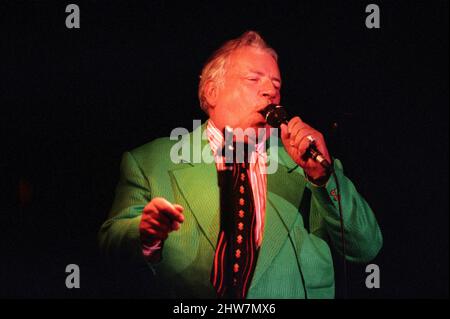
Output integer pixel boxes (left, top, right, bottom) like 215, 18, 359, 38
98, 151, 151, 264
308, 159, 383, 263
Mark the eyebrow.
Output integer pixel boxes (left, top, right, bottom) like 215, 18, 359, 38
248, 70, 281, 83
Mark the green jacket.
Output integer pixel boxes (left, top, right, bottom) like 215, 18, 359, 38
99, 123, 382, 298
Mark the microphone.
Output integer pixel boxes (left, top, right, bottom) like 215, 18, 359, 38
259, 104, 332, 171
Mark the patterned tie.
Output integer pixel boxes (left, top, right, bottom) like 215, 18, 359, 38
211, 145, 258, 299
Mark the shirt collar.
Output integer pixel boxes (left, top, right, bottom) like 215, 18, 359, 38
206, 120, 267, 158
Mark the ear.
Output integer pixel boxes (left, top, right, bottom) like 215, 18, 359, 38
204, 81, 219, 109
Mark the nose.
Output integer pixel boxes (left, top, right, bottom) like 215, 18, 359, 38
260, 79, 277, 102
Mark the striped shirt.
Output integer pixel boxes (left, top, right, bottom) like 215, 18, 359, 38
206, 120, 267, 247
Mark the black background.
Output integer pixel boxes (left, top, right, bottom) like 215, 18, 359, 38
0, 0, 448, 298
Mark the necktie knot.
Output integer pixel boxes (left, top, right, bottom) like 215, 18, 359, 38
220, 141, 255, 165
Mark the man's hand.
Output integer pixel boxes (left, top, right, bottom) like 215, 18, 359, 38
280, 116, 332, 185
139, 197, 185, 246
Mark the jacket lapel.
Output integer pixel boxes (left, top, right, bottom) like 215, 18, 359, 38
250, 146, 307, 289
170, 122, 221, 250
171, 163, 220, 250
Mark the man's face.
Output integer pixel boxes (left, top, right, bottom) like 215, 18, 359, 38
209, 46, 281, 135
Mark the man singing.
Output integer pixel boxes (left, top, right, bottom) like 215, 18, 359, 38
98, 31, 382, 298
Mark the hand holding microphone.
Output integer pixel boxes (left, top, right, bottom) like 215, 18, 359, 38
259, 104, 332, 185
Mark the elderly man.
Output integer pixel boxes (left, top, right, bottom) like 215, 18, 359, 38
98, 31, 382, 298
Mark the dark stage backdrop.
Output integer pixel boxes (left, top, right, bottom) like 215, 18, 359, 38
1, 0, 448, 298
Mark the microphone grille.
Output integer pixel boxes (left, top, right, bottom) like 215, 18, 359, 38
259, 104, 288, 128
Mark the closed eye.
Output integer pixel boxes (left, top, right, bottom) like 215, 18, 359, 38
272, 81, 281, 90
